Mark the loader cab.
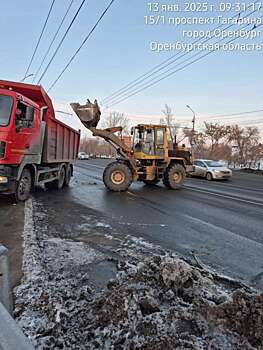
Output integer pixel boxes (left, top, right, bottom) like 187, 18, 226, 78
131, 124, 168, 159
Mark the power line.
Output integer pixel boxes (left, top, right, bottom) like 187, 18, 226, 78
106, 12, 260, 107
205, 109, 263, 120
37, 0, 87, 84
24, 0, 56, 78
102, 5, 258, 105
106, 24, 259, 106
106, 21, 262, 108
47, 0, 117, 92
33, 0, 75, 82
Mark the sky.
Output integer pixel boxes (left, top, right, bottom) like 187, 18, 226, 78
0, 0, 262, 136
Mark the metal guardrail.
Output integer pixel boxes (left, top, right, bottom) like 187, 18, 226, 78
0, 302, 34, 350
0, 245, 34, 350
0, 245, 12, 313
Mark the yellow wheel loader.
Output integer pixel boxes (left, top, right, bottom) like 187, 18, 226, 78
71, 100, 194, 192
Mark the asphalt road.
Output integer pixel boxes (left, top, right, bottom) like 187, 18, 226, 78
1, 159, 262, 290
72, 159, 263, 288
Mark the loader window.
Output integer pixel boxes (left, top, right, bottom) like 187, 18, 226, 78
156, 128, 164, 145
16, 102, 34, 130
133, 128, 143, 152
0, 95, 13, 127
144, 128, 154, 155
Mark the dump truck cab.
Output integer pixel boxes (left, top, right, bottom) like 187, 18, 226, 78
0, 88, 42, 166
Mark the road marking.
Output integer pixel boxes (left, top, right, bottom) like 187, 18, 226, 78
127, 191, 137, 197
78, 162, 105, 170
184, 185, 263, 207
183, 213, 263, 248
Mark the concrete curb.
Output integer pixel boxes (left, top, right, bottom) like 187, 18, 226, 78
0, 245, 13, 313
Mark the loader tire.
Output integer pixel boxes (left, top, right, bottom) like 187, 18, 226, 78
15, 169, 32, 202
163, 163, 186, 190
103, 162, 132, 192
143, 178, 160, 185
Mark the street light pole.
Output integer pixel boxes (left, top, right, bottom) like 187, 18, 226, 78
186, 105, 197, 156
186, 105, 196, 132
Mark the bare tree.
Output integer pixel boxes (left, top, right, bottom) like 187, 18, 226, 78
102, 111, 130, 135
160, 104, 180, 144
228, 125, 261, 166
204, 122, 230, 156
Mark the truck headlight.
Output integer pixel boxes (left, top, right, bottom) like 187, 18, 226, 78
0, 176, 8, 183
0, 141, 6, 159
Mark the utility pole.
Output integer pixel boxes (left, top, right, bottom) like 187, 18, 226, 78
186, 105, 196, 150
186, 105, 196, 132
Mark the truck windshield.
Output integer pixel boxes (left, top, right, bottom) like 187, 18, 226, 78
0, 95, 13, 127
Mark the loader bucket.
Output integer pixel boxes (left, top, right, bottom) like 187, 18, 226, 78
71, 99, 101, 129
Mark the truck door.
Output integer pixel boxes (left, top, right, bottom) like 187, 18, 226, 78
12, 100, 37, 161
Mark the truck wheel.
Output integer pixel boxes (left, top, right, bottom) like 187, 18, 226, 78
103, 162, 132, 192
64, 166, 72, 187
15, 169, 32, 202
163, 164, 186, 190
143, 178, 160, 185
46, 166, 66, 190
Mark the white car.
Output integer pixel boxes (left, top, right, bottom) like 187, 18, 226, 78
192, 159, 232, 180
78, 152, 89, 160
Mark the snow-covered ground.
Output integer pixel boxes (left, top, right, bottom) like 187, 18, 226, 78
14, 198, 263, 349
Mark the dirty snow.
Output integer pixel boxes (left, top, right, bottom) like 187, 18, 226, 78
14, 199, 263, 349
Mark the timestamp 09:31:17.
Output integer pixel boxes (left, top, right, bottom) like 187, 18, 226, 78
147, 2, 262, 13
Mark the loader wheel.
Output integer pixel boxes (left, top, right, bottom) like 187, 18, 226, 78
163, 164, 186, 190
103, 162, 132, 192
15, 169, 32, 202
143, 178, 160, 185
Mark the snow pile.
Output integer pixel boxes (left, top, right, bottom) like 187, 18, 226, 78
14, 200, 263, 349
81, 256, 263, 350
16, 252, 263, 349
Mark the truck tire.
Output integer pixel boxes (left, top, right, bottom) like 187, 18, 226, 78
103, 162, 132, 192
143, 178, 160, 185
163, 163, 186, 190
15, 169, 32, 202
46, 166, 66, 190
64, 166, 72, 187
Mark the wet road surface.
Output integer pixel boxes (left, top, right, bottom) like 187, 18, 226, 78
71, 159, 263, 289
0, 159, 262, 290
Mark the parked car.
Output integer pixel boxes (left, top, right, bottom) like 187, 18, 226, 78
78, 152, 89, 160
191, 159, 232, 180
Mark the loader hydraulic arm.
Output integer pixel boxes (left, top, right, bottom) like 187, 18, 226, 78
70, 100, 135, 166
89, 126, 132, 157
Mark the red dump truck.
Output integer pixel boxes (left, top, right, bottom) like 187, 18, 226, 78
0, 80, 80, 201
